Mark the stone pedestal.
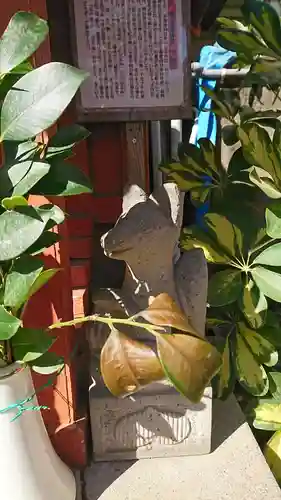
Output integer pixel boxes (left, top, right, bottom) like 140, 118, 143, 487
89, 363, 212, 461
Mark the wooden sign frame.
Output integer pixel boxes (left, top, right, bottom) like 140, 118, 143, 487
70, 0, 191, 122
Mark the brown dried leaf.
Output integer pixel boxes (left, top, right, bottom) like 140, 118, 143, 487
100, 328, 164, 397
157, 333, 222, 403
138, 293, 198, 335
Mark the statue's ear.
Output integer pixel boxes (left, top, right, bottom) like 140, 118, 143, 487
122, 184, 147, 213
150, 182, 183, 229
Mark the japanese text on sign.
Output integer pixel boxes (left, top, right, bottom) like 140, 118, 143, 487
73, 0, 184, 109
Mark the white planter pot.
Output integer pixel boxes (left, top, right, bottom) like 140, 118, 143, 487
0, 364, 76, 500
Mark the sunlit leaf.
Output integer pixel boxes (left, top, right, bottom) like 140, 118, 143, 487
4, 255, 43, 310
266, 204, 281, 238
238, 322, 278, 367
1, 195, 28, 210
156, 332, 221, 403
213, 336, 235, 400
240, 278, 267, 329
205, 213, 243, 259
249, 166, 281, 199
100, 328, 164, 397
232, 332, 269, 396
242, 0, 281, 56
253, 242, 281, 266
265, 430, 281, 483
254, 402, 281, 431
31, 351, 64, 374
181, 226, 230, 264
137, 293, 198, 335
0, 305, 22, 340
0, 12, 48, 74
269, 372, 281, 401
252, 266, 281, 302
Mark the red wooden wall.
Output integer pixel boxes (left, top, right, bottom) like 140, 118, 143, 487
0, 1, 149, 468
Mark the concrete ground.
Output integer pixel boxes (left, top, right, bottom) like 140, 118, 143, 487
82, 397, 281, 500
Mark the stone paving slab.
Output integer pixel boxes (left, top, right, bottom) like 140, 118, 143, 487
85, 397, 281, 500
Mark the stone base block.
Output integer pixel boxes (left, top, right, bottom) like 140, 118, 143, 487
89, 374, 212, 461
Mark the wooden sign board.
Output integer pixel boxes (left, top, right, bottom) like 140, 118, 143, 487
71, 0, 191, 121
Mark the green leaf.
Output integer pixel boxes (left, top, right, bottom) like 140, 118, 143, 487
156, 332, 222, 403
241, 0, 281, 56
217, 28, 277, 59
222, 125, 239, 146
238, 123, 279, 180
253, 243, 281, 266
12, 327, 54, 363
238, 322, 278, 367
252, 266, 281, 302
4, 255, 43, 310
233, 332, 269, 396
214, 336, 235, 400
264, 430, 281, 482
0, 206, 45, 261
201, 86, 233, 119
205, 213, 243, 258
13, 161, 50, 195
1, 62, 88, 141
31, 351, 64, 374
198, 138, 226, 178
3, 140, 37, 165
0, 12, 48, 74
1, 195, 28, 210
0, 305, 22, 340
46, 124, 90, 158
32, 161, 92, 196
28, 268, 59, 298
259, 325, 281, 349
181, 226, 230, 264
269, 372, 281, 401
266, 204, 281, 238
177, 142, 212, 177
240, 279, 267, 329
249, 166, 281, 199
254, 403, 281, 431
28, 231, 60, 256
0, 160, 36, 196
208, 269, 242, 307
36, 204, 65, 227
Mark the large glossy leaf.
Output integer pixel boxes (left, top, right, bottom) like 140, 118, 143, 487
208, 269, 242, 307
30, 351, 64, 374
0, 305, 22, 340
214, 336, 235, 400
0, 160, 35, 196
0, 63, 88, 141
205, 213, 243, 259
0, 206, 46, 261
265, 430, 281, 482
238, 322, 278, 367
28, 268, 59, 298
101, 328, 164, 397
181, 226, 230, 264
36, 204, 65, 228
232, 333, 269, 396
177, 142, 212, 177
156, 332, 221, 403
217, 28, 277, 59
162, 164, 204, 192
241, 0, 281, 56
0, 12, 48, 74
27, 231, 60, 256
240, 279, 267, 329
4, 255, 43, 310
269, 372, 281, 402
238, 124, 279, 180
13, 161, 50, 195
198, 138, 226, 179
253, 242, 281, 266
252, 266, 281, 302
254, 403, 281, 431
32, 161, 92, 196
137, 293, 198, 335
46, 124, 90, 159
12, 327, 54, 363
266, 204, 281, 238
249, 166, 281, 199
1, 195, 28, 210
